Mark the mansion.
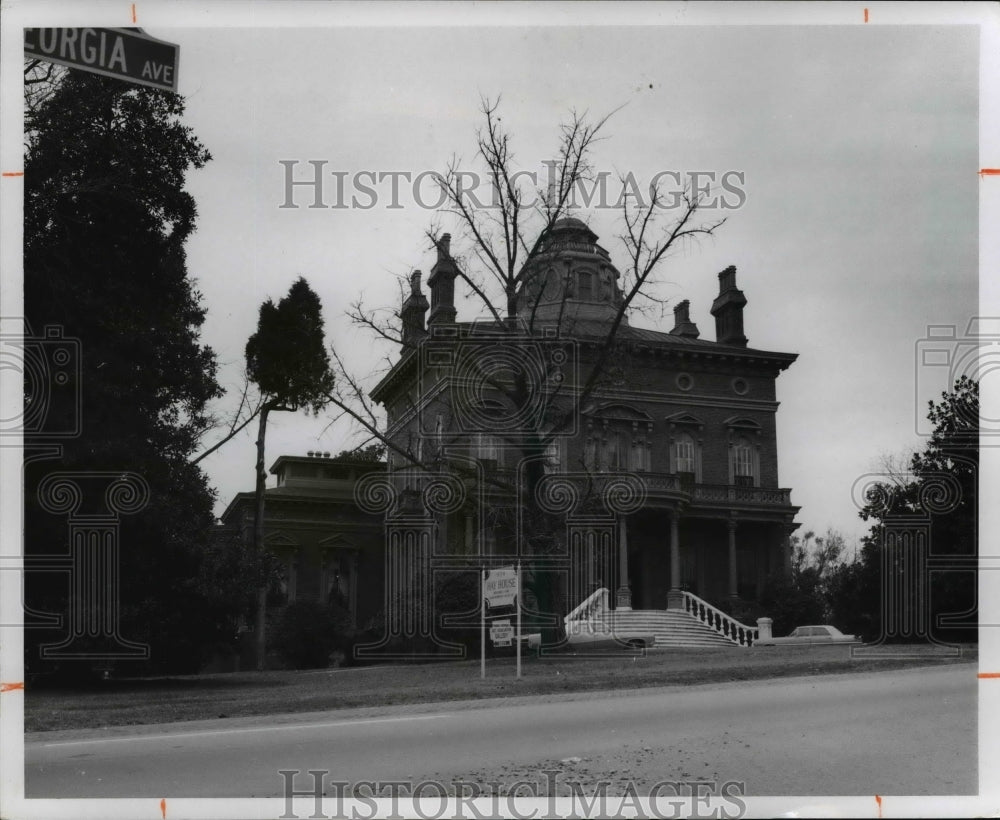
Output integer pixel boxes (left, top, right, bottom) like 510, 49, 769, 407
373, 218, 799, 619
221, 218, 800, 656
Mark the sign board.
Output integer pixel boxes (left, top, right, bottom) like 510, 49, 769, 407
481, 563, 521, 679
490, 619, 513, 647
483, 566, 518, 607
25, 28, 179, 92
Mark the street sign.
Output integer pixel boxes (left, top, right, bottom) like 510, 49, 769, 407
483, 566, 518, 607
481, 563, 522, 679
490, 619, 513, 647
25, 28, 179, 92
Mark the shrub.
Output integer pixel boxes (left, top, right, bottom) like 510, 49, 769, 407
757, 576, 826, 638
272, 600, 350, 669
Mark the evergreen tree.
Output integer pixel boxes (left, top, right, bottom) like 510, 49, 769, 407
24, 71, 224, 675
829, 376, 978, 642
245, 277, 335, 668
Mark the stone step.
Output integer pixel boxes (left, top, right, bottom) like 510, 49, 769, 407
569, 608, 752, 648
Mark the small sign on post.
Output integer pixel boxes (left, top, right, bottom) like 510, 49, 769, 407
24, 28, 180, 92
483, 565, 518, 608
481, 564, 522, 679
490, 619, 513, 647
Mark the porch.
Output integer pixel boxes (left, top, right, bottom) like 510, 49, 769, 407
567, 500, 798, 614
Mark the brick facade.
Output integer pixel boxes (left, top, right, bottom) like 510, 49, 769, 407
221, 218, 801, 659
372, 218, 799, 615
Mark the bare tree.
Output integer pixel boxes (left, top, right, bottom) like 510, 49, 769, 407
24, 59, 65, 134
189, 371, 265, 467
328, 96, 726, 644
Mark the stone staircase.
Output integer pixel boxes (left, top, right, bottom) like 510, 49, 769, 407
601, 609, 742, 649
564, 588, 759, 649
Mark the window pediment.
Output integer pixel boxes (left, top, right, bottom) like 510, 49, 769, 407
586, 402, 653, 425
665, 411, 704, 429
264, 531, 299, 549
723, 416, 762, 431
318, 534, 356, 550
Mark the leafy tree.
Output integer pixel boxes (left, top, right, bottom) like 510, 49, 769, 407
828, 376, 978, 643
759, 528, 846, 636
825, 542, 881, 642
24, 71, 224, 674
329, 444, 385, 463
245, 277, 335, 668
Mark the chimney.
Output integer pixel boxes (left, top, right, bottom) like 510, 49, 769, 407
427, 234, 457, 325
710, 265, 747, 347
669, 299, 700, 339
400, 269, 429, 348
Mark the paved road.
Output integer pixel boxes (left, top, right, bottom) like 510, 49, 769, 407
25, 663, 975, 797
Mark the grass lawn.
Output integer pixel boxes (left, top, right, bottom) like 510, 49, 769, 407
24, 643, 977, 733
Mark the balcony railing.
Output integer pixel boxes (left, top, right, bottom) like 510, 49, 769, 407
443, 466, 792, 508
690, 482, 792, 506
631, 474, 792, 506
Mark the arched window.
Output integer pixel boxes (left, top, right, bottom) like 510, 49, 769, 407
631, 438, 649, 472
323, 552, 351, 607
723, 417, 762, 488
732, 437, 756, 486
578, 271, 593, 300
268, 552, 298, 606
401, 434, 424, 490
544, 439, 561, 474
671, 432, 700, 489
603, 429, 629, 471
675, 434, 696, 475
666, 413, 704, 480
584, 407, 653, 473
475, 432, 502, 467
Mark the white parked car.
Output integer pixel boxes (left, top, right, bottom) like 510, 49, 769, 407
755, 624, 860, 647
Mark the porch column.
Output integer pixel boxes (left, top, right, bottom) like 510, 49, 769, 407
782, 522, 794, 579
667, 510, 684, 609
464, 514, 474, 552
348, 551, 359, 628
615, 516, 632, 610
727, 518, 739, 599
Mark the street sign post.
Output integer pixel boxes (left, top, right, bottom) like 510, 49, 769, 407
517, 561, 521, 678
481, 564, 522, 679
24, 28, 179, 92
480, 567, 486, 679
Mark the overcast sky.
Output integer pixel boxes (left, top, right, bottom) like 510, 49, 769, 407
7, 3, 992, 547
144, 12, 986, 545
